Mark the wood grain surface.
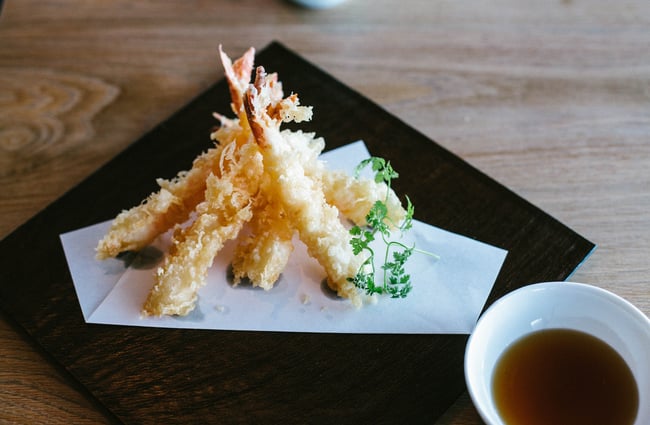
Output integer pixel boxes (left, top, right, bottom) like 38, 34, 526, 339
1, 1, 649, 424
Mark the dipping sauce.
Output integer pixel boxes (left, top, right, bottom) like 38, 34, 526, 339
492, 328, 639, 425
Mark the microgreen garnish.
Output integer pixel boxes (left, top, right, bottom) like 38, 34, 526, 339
348, 157, 437, 298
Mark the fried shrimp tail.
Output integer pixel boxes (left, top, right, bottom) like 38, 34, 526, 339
219, 45, 255, 117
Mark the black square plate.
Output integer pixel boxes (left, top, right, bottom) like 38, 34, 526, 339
0, 41, 594, 424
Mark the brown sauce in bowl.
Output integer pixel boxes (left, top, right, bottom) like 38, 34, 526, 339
492, 328, 638, 425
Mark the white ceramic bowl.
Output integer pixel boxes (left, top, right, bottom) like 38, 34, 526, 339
290, 0, 347, 9
465, 281, 650, 425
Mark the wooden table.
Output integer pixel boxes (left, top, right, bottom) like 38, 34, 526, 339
1, 0, 648, 423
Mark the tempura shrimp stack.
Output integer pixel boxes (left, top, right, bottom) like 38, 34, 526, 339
96, 46, 407, 316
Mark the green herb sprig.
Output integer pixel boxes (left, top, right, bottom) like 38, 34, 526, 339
348, 157, 438, 298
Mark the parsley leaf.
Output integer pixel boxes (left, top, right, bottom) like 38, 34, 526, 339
347, 156, 438, 299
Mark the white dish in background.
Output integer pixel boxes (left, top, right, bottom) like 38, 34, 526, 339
465, 281, 650, 425
290, 0, 348, 9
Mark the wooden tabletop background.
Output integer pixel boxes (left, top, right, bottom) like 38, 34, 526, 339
1, 0, 649, 423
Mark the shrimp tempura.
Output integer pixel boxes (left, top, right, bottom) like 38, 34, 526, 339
143, 142, 263, 316
95, 49, 257, 260
231, 196, 294, 290
244, 67, 364, 306
97, 46, 411, 316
